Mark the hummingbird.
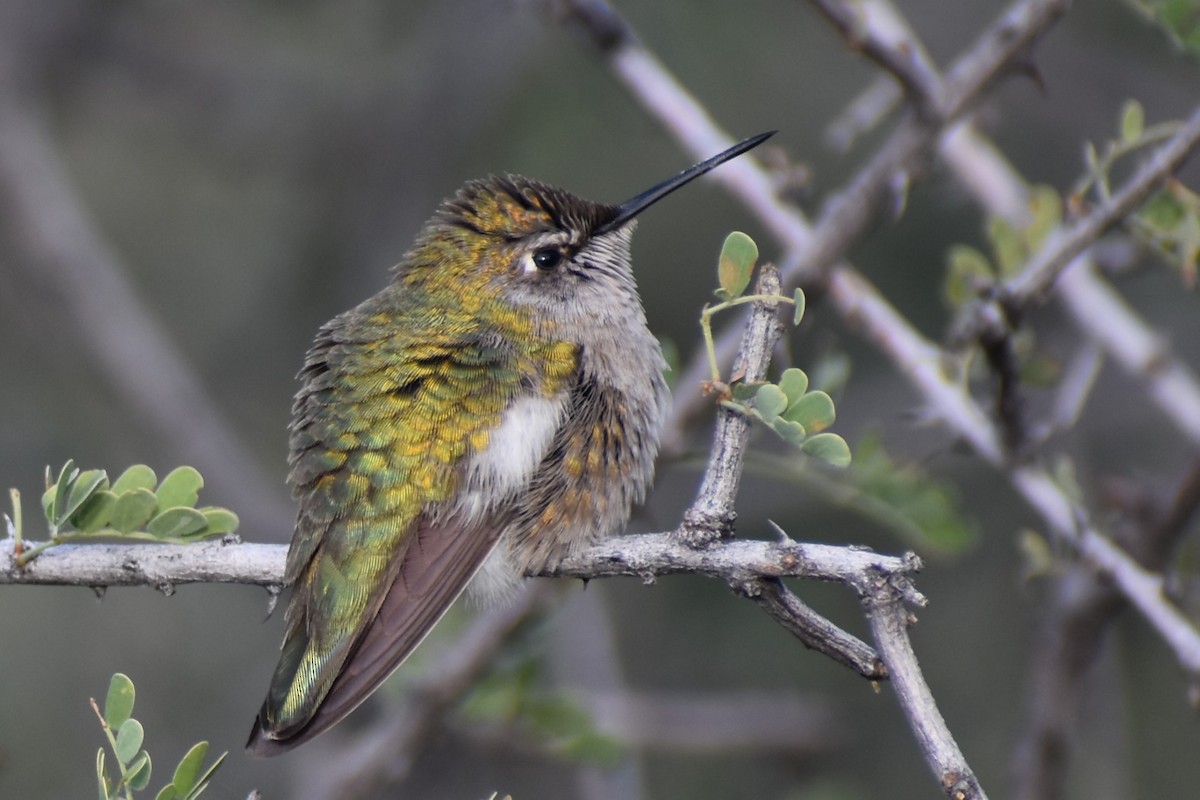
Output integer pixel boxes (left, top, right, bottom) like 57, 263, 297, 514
247, 132, 774, 756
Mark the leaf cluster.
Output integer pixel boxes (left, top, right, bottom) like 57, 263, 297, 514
731, 369, 850, 467
943, 185, 1062, 307
8, 461, 239, 565
840, 433, 976, 553
1077, 100, 1200, 285
94, 673, 226, 800
704, 232, 851, 468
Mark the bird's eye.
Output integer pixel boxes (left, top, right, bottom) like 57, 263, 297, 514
531, 248, 562, 271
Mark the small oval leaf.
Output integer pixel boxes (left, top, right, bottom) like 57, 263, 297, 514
156, 466, 203, 510
717, 231, 758, 300
988, 217, 1025, 277
777, 368, 809, 404
171, 741, 209, 795
59, 469, 109, 528
730, 381, 766, 401
783, 390, 836, 431
127, 752, 152, 792
199, 507, 240, 535
71, 489, 118, 533
185, 751, 227, 800
1121, 99, 1144, 144
1026, 185, 1062, 250
110, 489, 158, 533
105, 673, 136, 730
111, 465, 157, 495
944, 244, 994, 306
770, 418, 808, 447
793, 288, 806, 325
754, 384, 788, 421
51, 461, 79, 527
115, 719, 144, 765
42, 485, 55, 521
96, 749, 109, 800
802, 432, 852, 467
146, 507, 208, 539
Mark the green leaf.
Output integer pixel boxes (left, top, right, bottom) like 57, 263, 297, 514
58, 470, 110, 529
802, 432, 852, 467
181, 751, 226, 800
1141, 189, 1187, 230
754, 383, 788, 421
770, 418, 808, 447
154, 786, 179, 800
146, 507, 209, 539
777, 368, 809, 404
1121, 99, 1145, 144
730, 381, 767, 401
783, 390, 836, 432
717, 231, 758, 299
111, 465, 157, 495
105, 673, 136, 730
170, 742, 209, 796
72, 490, 118, 533
50, 461, 79, 527
110, 489, 158, 533
793, 288, 806, 325
96, 748, 110, 800
1025, 185, 1062, 251
846, 432, 976, 553
1019, 352, 1062, 388
127, 752, 152, 791
156, 466, 203, 510
1019, 528, 1054, 578
115, 719, 144, 765
944, 244, 995, 306
988, 216, 1025, 277
198, 507, 239, 536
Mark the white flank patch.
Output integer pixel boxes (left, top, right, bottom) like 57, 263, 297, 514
458, 393, 566, 522
468, 545, 523, 607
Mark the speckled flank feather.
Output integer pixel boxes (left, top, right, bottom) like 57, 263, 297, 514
248, 175, 668, 755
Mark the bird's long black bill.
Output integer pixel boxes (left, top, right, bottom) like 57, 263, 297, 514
594, 131, 775, 235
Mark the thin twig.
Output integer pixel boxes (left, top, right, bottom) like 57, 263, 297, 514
864, 581, 988, 800
742, 577, 886, 678
788, 0, 1071, 287
1001, 103, 1200, 309
681, 264, 785, 543
807, 0, 943, 117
